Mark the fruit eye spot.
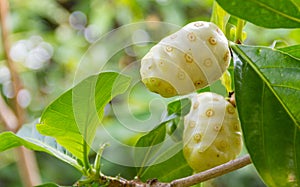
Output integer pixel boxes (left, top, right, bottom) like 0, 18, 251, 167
205, 109, 214, 117
221, 141, 228, 147
233, 123, 240, 131
234, 137, 241, 146
184, 53, 194, 63
214, 125, 221, 131
166, 87, 175, 94
203, 58, 212, 67
223, 51, 230, 62
213, 98, 219, 101
216, 28, 223, 35
194, 80, 203, 87
208, 37, 217, 45
177, 71, 185, 80
189, 121, 196, 128
194, 22, 204, 27
187, 32, 196, 41
166, 46, 173, 52
193, 133, 202, 142
227, 105, 235, 114
170, 34, 177, 39
217, 140, 229, 151
183, 146, 191, 155
193, 102, 199, 109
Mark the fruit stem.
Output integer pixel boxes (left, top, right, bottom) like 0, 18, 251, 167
83, 140, 91, 173
94, 144, 108, 177
235, 19, 245, 44
229, 92, 236, 107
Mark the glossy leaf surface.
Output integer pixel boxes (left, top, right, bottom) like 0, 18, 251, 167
37, 72, 131, 163
232, 44, 300, 186
216, 0, 300, 28
0, 125, 81, 172
278, 45, 300, 59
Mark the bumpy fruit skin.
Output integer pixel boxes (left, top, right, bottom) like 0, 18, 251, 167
183, 92, 242, 172
140, 21, 231, 98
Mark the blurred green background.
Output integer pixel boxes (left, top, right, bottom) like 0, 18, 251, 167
1, 0, 299, 186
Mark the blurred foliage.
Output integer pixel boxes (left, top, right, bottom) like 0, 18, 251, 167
1, 0, 299, 186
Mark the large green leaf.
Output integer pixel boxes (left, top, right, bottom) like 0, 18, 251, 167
37, 72, 131, 163
232, 44, 300, 186
216, 0, 300, 28
0, 125, 82, 172
278, 45, 300, 59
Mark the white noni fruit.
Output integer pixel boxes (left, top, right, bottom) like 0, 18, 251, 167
140, 21, 231, 97
183, 92, 242, 172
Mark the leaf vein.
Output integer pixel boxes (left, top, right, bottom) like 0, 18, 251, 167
232, 45, 299, 127
272, 84, 300, 91
251, 0, 300, 23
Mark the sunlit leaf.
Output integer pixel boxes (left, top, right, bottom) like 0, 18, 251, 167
37, 72, 131, 164
232, 44, 300, 186
210, 1, 230, 33
216, 0, 300, 28
0, 125, 81, 172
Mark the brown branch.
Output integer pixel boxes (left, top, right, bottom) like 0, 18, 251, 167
0, 0, 24, 133
0, 93, 18, 131
15, 147, 42, 187
76, 155, 252, 187
0, 94, 41, 186
0, 1, 41, 186
169, 154, 252, 187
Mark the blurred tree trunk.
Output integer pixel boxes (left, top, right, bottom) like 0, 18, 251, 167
0, 0, 41, 186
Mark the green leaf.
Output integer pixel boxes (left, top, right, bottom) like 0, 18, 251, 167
210, 1, 230, 33
0, 125, 81, 172
140, 150, 193, 182
100, 158, 138, 180
35, 183, 60, 187
37, 72, 131, 165
278, 45, 300, 59
135, 123, 166, 175
232, 44, 300, 186
216, 0, 300, 28
167, 97, 191, 116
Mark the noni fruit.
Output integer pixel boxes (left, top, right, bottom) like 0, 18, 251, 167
183, 92, 242, 172
140, 21, 231, 97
